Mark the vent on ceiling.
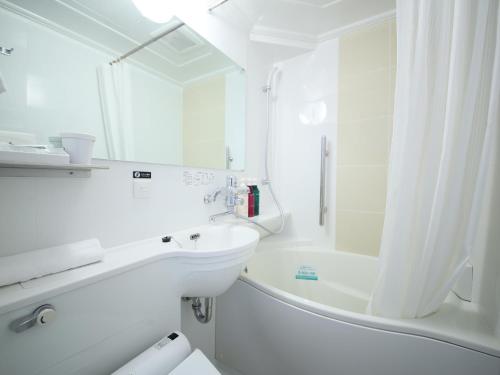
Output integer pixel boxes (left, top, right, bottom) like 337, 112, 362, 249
162, 29, 198, 52
151, 23, 204, 53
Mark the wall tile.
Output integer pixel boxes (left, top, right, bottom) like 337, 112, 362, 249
339, 22, 391, 76
339, 67, 393, 95
183, 75, 226, 169
337, 117, 390, 165
336, 210, 385, 256
336, 166, 387, 212
338, 81, 392, 123
336, 18, 396, 256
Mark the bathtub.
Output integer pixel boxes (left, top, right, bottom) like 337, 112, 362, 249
215, 243, 500, 375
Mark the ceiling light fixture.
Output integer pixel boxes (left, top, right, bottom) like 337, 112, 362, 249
131, 0, 175, 23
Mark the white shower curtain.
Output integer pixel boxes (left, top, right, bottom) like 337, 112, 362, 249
370, 0, 500, 318
96, 62, 135, 160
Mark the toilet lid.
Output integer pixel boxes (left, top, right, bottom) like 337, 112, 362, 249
169, 349, 220, 375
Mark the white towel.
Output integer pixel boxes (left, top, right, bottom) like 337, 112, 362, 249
0, 239, 104, 286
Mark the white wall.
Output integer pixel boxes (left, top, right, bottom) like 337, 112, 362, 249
271, 38, 339, 247
0, 160, 232, 256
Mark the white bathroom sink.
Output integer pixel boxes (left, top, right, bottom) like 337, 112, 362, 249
166, 224, 259, 297
167, 224, 259, 255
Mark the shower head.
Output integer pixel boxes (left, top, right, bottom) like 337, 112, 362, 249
267, 66, 280, 88
263, 65, 281, 93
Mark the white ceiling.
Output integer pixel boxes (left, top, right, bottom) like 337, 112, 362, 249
1, 0, 395, 81
225, 0, 396, 48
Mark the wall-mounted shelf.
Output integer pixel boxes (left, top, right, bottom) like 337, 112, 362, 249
0, 161, 109, 178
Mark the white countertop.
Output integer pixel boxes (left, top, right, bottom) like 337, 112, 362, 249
0, 236, 179, 315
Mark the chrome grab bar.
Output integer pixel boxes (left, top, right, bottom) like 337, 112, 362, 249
319, 135, 329, 226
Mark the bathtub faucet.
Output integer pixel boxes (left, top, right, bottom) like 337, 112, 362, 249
205, 175, 247, 221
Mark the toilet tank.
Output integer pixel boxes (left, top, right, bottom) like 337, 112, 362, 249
0, 259, 181, 375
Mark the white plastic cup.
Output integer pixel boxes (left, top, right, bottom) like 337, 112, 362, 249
60, 133, 96, 164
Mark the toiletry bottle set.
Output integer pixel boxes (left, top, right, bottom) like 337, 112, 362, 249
237, 178, 260, 218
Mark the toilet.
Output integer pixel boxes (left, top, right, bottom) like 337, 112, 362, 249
169, 349, 221, 375
112, 331, 220, 375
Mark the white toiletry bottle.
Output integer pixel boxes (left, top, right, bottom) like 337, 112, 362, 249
237, 178, 249, 217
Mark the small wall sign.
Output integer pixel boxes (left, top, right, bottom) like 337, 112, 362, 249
133, 171, 152, 179
183, 171, 215, 186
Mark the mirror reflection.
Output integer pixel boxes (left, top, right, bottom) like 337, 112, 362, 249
0, 9, 246, 170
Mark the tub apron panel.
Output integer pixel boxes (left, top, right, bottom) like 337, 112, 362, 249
216, 280, 500, 375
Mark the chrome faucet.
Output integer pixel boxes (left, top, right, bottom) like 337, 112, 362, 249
205, 176, 247, 222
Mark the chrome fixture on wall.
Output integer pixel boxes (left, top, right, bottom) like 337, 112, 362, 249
319, 135, 329, 226
205, 175, 246, 221
205, 175, 284, 234
0, 46, 14, 56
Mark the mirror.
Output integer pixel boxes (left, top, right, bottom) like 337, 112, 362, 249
0, 5, 246, 171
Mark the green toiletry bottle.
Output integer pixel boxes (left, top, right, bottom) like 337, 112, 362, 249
252, 179, 260, 216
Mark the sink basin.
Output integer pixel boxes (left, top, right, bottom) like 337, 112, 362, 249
166, 223, 259, 297
168, 223, 259, 256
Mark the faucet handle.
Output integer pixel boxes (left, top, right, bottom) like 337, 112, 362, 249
226, 175, 237, 188
204, 191, 218, 204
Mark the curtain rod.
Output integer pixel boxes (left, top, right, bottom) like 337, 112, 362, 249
208, 0, 230, 12
109, 22, 184, 65
110, 0, 231, 65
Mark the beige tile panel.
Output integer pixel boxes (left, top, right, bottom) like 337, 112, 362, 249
338, 84, 391, 123
183, 74, 226, 169
335, 18, 396, 258
183, 109, 225, 140
339, 67, 393, 95
337, 116, 391, 165
336, 165, 387, 212
183, 138, 225, 169
339, 21, 391, 77
336, 210, 385, 256
183, 76, 226, 109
